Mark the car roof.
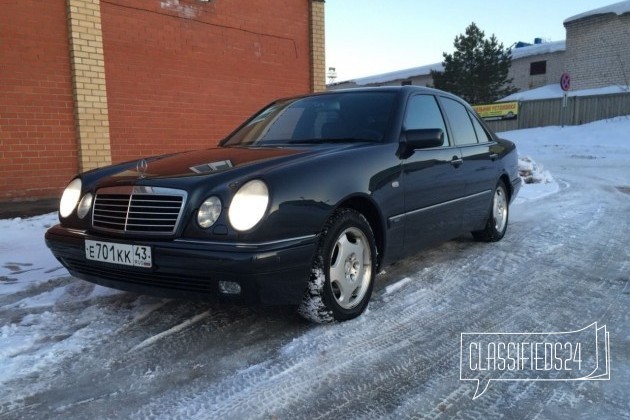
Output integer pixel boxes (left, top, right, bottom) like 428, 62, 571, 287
280, 85, 465, 104
332, 85, 439, 95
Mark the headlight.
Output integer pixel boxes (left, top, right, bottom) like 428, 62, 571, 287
59, 178, 82, 218
197, 196, 222, 228
77, 193, 93, 219
228, 180, 269, 231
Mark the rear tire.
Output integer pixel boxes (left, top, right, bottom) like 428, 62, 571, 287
472, 180, 509, 242
298, 209, 376, 323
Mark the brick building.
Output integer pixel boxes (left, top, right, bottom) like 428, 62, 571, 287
0, 0, 326, 202
509, 41, 566, 92
564, 2, 630, 90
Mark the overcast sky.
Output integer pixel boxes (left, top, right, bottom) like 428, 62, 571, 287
325, 0, 618, 82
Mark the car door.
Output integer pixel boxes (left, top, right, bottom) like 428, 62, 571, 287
439, 97, 499, 231
397, 94, 466, 254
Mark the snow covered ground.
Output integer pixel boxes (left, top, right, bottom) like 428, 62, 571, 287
1, 117, 629, 419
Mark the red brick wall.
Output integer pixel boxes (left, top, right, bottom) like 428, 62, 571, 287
0, 0, 313, 201
0, 1, 78, 200
101, 0, 312, 162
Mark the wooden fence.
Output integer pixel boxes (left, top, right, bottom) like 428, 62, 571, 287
484, 92, 630, 133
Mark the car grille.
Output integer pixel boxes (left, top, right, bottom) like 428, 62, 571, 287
92, 186, 186, 235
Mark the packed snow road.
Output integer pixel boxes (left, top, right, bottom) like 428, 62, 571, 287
1, 118, 629, 419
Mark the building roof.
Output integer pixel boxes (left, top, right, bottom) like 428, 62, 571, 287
564, 0, 630, 24
330, 40, 565, 87
331, 62, 443, 87
510, 40, 565, 60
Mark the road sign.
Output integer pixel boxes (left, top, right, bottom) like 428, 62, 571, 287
560, 72, 571, 91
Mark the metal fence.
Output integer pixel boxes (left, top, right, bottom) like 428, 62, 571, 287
484, 92, 630, 133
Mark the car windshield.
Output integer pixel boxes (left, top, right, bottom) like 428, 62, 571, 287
222, 91, 397, 146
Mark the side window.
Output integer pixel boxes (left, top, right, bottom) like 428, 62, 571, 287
441, 97, 478, 146
469, 111, 492, 143
403, 95, 449, 146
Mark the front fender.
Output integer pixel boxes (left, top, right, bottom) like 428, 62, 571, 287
238, 143, 402, 243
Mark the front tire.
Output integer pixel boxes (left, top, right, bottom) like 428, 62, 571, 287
298, 209, 376, 323
472, 180, 509, 242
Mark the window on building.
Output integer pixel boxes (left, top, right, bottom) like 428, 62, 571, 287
401, 80, 412, 86
530, 61, 547, 75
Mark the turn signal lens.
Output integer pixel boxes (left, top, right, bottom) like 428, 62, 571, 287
197, 196, 222, 228
77, 193, 93, 219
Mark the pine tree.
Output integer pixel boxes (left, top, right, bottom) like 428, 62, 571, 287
431, 23, 517, 104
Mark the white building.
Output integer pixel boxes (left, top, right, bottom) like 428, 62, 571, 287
328, 1, 630, 97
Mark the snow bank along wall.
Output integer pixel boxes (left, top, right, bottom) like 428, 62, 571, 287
0, 0, 326, 201
484, 92, 630, 132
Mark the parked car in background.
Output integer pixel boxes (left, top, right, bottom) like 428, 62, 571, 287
46, 86, 521, 323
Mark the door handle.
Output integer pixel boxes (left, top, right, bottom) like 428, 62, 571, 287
490, 153, 499, 161
450, 157, 463, 167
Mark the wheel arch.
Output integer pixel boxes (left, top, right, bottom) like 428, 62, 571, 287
499, 173, 513, 201
333, 195, 385, 269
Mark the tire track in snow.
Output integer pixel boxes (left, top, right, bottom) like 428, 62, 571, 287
129, 310, 211, 352
128, 176, 629, 418
128, 228, 588, 417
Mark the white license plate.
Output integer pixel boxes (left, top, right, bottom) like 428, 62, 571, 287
85, 240, 152, 268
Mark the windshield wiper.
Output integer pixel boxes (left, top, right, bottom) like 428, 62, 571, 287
289, 138, 375, 144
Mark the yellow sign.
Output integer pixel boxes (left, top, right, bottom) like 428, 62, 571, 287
473, 102, 518, 120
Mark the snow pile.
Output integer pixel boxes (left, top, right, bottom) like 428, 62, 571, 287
500, 116, 630, 202
518, 156, 553, 184
297, 265, 334, 323
0, 213, 67, 296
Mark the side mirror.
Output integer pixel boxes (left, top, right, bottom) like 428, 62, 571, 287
398, 128, 444, 159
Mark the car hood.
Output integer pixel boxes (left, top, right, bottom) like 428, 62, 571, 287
105, 147, 310, 181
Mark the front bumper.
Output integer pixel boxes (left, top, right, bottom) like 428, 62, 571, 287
45, 225, 317, 305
